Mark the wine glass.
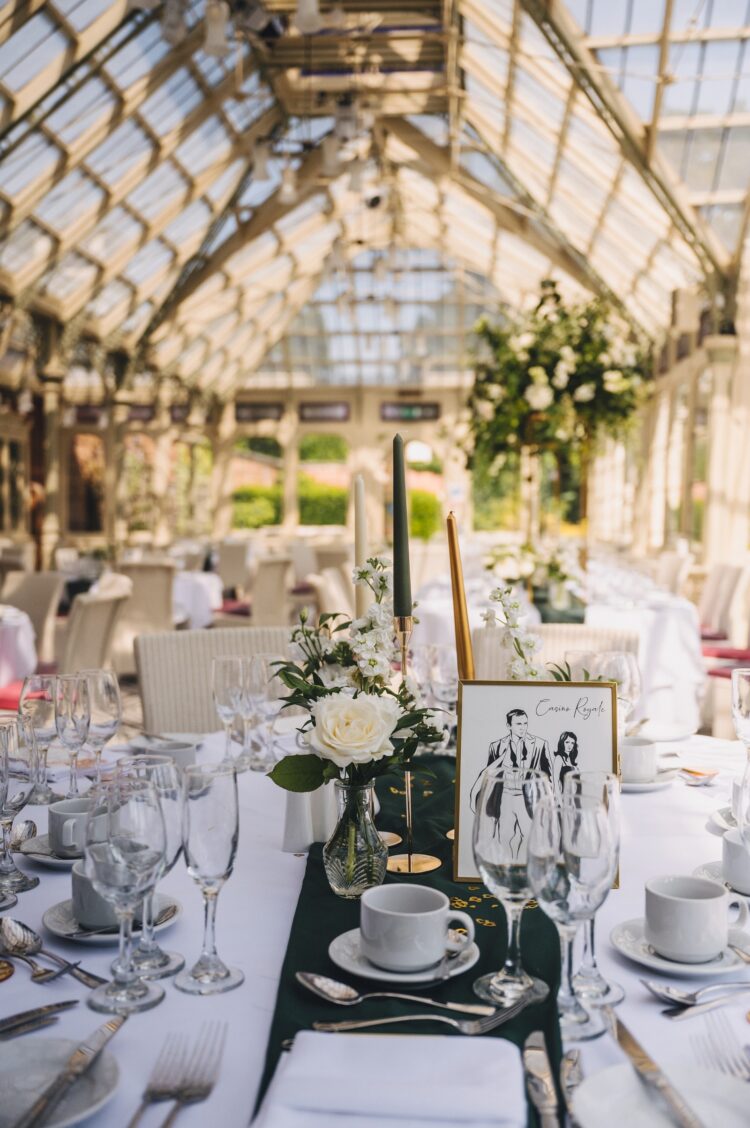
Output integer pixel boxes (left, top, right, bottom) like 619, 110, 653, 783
84, 777, 166, 1014
80, 669, 121, 785
528, 793, 615, 1040
175, 763, 244, 995
0, 717, 39, 894
730, 669, 750, 846
566, 771, 624, 1006
471, 767, 553, 1006
592, 651, 641, 736
430, 646, 459, 750
251, 653, 285, 771
18, 674, 59, 805
117, 754, 184, 978
212, 657, 243, 763
55, 675, 91, 799
563, 650, 598, 681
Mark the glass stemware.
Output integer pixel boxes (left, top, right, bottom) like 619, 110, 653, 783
566, 771, 624, 1006
528, 794, 615, 1041
592, 651, 641, 736
0, 718, 39, 893
55, 675, 91, 799
212, 657, 243, 763
117, 754, 184, 979
175, 763, 244, 995
84, 777, 166, 1014
471, 767, 553, 1006
18, 674, 59, 805
730, 669, 750, 846
80, 669, 121, 786
251, 653, 285, 771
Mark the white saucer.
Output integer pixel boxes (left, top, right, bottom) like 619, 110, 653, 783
693, 859, 750, 896
19, 834, 76, 869
638, 723, 697, 743
43, 893, 181, 946
621, 770, 678, 793
328, 928, 480, 984
0, 1037, 118, 1127
573, 1064, 748, 1128
708, 806, 737, 836
610, 917, 750, 976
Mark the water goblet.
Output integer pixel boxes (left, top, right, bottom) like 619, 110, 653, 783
252, 653, 285, 770
730, 669, 750, 846
117, 754, 184, 979
212, 657, 243, 763
528, 793, 615, 1040
471, 767, 553, 1006
0, 718, 39, 894
84, 777, 166, 1014
18, 674, 60, 805
55, 674, 91, 798
565, 771, 624, 1006
80, 669, 121, 785
591, 651, 641, 736
175, 763, 244, 995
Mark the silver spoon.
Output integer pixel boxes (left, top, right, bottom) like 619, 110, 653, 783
0, 918, 106, 989
641, 978, 750, 1006
4, 954, 79, 984
9, 821, 37, 851
295, 972, 495, 1016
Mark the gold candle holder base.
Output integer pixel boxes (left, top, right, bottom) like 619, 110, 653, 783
445, 829, 455, 841
387, 852, 442, 874
379, 831, 403, 848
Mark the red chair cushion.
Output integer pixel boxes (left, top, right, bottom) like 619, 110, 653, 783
703, 647, 750, 661
708, 666, 736, 679
0, 680, 23, 710
221, 599, 251, 617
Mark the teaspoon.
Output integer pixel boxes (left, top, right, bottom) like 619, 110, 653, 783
0, 918, 106, 988
295, 972, 495, 1015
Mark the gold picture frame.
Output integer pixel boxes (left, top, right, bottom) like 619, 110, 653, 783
453, 678, 619, 882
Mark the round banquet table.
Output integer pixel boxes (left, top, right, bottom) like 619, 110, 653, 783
2, 733, 749, 1126
0, 603, 36, 686
173, 571, 223, 629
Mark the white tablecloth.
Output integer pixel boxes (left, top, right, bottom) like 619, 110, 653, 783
412, 578, 540, 650
4, 733, 749, 1125
0, 603, 36, 685
173, 572, 223, 629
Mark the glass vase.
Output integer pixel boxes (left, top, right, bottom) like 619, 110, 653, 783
323, 781, 387, 899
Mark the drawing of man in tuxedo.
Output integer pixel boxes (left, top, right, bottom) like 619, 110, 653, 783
470, 709, 552, 827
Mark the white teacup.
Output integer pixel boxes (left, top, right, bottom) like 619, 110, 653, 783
723, 830, 750, 895
645, 874, 749, 963
620, 738, 657, 784
360, 884, 475, 973
48, 798, 94, 858
71, 861, 118, 930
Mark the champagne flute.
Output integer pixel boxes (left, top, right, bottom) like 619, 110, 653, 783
252, 653, 285, 770
175, 763, 244, 995
566, 771, 624, 1006
18, 674, 59, 805
117, 754, 184, 978
84, 777, 166, 1014
471, 767, 552, 1006
0, 717, 39, 893
55, 675, 91, 799
212, 657, 243, 763
80, 669, 121, 785
592, 651, 640, 736
528, 793, 615, 1040
730, 669, 750, 846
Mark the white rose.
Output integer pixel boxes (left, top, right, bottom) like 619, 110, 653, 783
528, 365, 548, 385
476, 400, 495, 421
552, 362, 570, 389
573, 383, 595, 402
524, 384, 554, 410
308, 693, 401, 768
517, 332, 535, 350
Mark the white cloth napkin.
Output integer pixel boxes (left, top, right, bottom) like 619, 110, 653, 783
281, 781, 338, 852
254, 1032, 526, 1127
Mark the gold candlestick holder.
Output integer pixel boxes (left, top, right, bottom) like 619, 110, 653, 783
387, 614, 441, 875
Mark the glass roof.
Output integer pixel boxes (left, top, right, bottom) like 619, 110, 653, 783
0, 0, 746, 394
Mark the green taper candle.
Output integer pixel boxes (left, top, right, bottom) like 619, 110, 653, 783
392, 433, 412, 617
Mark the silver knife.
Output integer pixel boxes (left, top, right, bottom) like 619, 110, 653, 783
11, 1014, 127, 1128
559, 1049, 583, 1126
0, 1016, 59, 1040
523, 1032, 559, 1128
0, 1000, 78, 1036
611, 1014, 707, 1128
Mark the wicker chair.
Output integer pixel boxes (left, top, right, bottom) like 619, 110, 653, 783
135, 625, 292, 734
472, 622, 639, 680
57, 591, 129, 674
1, 570, 65, 664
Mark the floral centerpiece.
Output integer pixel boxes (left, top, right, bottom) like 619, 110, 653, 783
269, 557, 442, 897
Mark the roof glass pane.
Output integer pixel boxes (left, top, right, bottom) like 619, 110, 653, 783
619, 46, 659, 119
0, 134, 61, 197
87, 278, 132, 318
121, 239, 174, 286
716, 125, 750, 188
707, 0, 750, 28
35, 168, 105, 228
42, 252, 99, 301
696, 40, 742, 116
683, 128, 724, 190
139, 69, 204, 136
45, 76, 115, 146
204, 158, 244, 204
588, 0, 628, 37
127, 161, 187, 221
628, 0, 666, 35
0, 10, 70, 93
52, 0, 107, 32
671, 0, 709, 30
103, 21, 171, 89
173, 116, 232, 175
87, 119, 154, 187
80, 206, 144, 260
658, 131, 689, 179
0, 221, 53, 274
662, 43, 701, 115
163, 199, 212, 246
701, 202, 743, 249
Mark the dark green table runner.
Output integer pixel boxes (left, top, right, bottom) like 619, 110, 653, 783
257, 757, 563, 1124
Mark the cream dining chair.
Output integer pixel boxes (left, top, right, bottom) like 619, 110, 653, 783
135, 625, 292, 734
110, 562, 176, 677
472, 622, 639, 680
250, 556, 293, 626
1, 570, 65, 664
57, 591, 129, 674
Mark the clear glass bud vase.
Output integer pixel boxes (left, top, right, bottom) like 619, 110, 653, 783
323, 781, 387, 899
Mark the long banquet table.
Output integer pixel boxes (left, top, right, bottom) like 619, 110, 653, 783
1, 733, 748, 1125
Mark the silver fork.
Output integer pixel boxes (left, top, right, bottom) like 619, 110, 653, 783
314, 993, 531, 1034
692, 1012, 750, 1081
126, 1033, 188, 1128
158, 1023, 228, 1127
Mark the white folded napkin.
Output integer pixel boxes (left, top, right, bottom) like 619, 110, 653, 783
281, 781, 338, 852
254, 1032, 526, 1128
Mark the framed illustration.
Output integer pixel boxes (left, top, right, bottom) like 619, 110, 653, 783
453, 679, 618, 881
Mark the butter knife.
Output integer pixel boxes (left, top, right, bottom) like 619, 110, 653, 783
11, 1014, 127, 1128
610, 1014, 706, 1128
0, 1016, 59, 1040
523, 1032, 559, 1128
0, 999, 78, 1036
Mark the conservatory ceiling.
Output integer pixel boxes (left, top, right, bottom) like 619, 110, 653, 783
0, 0, 747, 394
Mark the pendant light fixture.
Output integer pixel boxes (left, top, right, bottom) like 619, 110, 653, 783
322, 134, 340, 177
253, 141, 270, 180
279, 163, 298, 203
294, 0, 323, 35
162, 0, 188, 45
205, 0, 232, 57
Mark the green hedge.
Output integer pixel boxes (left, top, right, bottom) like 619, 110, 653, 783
298, 473, 347, 525
409, 489, 441, 541
299, 434, 348, 462
232, 485, 283, 528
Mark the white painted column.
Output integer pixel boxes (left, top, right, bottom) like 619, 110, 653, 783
40, 374, 63, 569
209, 401, 236, 540
703, 335, 738, 565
